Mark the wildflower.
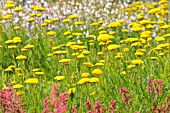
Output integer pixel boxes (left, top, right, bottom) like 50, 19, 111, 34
14, 26, 21, 30
16, 91, 24, 96
16, 55, 27, 60
28, 18, 35, 22
74, 21, 84, 25
95, 63, 104, 66
54, 76, 65, 81
132, 60, 144, 65
81, 73, 90, 78
62, 19, 71, 23
24, 45, 34, 49
91, 22, 99, 26
97, 34, 112, 42
14, 7, 23, 12
47, 31, 56, 36
82, 50, 90, 55
155, 37, 165, 42
13, 84, 24, 89
5, 40, 13, 44
34, 72, 44, 75
107, 44, 121, 51
135, 52, 144, 56
69, 15, 78, 19
68, 88, 76, 94
8, 45, 17, 49
83, 62, 94, 67
77, 54, 85, 59
25, 78, 39, 84
89, 77, 99, 83
78, 78, 90, 85
63, 31, 71, 36
92, 69, 103, 75
107, 22, 121, 28
15, 68, 22, 71
59, 59, 71, 64
121, 71, 126, 75
51, 18, 58, 22
47, 53, 53, 57
150, 57, 158, 60
123, 48, 129, 52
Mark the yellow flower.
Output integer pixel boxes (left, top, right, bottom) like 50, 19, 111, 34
132, 27, 143, 32
69, 14, 78, 19
24, 45, 34, 49
47, 53, 53, 57
121, 71, 126, 75
44, 19, 52, 23
107, 22, 122, 28
41, 23, 48, 27
14, 26, 21, 30
59, 59, 71, 64
64, 31, 71, 36
51, 18, 58, 22
15, 68, 22, 71
68, 88, 76, 94
77, 54, 85, 59
83, 62, 94, 67
107, 44, 121, 50
155, 37, 165, 42
135, 52, 144, 56
13, 84, 24, 89
47, 31, 56, 36
99, 60, 105, 63
82, 50, 90, 55
54, 76, 65, 81
25, 78, 39, 84
21, 48, 27, 52
127, 65, 135, 69
123, 48, 129, 52
132, 60, 144, 65
91, 22, 99, 26
98, 20, 104, 24
74, 21, 84, 25
89, 77, 99, 83
16, 55, 27, 60
4, 4, 15, 9
5, 40, 13, 44
34, 72, 44, 75
62, 19, 71, 23
81, 73, 90, 78
28, 18, 35, 22
95, 63, 104, 66
36, 13, 42, 17
16, 91, 24, 96
98, 26, 104, 30
4, 68, 12, 72
97, 34, 111, 42
8, 45, 17, 49
97, 52, 103, 55
150, 57, 158, 60
14, 7, 23, 12
92, 69, 103, 75
77, 78, 90, 85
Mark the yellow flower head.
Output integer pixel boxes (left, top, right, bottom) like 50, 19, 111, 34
81, 73, 90, 78
92, 69, 103, 75
25, 78, 39, 84
13, 84, 23, 89
69, 14, 78, 19
47, 31, 56, 36
132, 60, 144, 65
14, 7, 23, 12
54, 76, 65, 81
16, 55, 27, 60
90, 77, 99, 83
